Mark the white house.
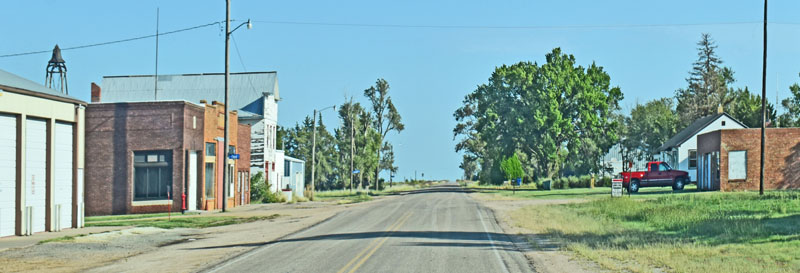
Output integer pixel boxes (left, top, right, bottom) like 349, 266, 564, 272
269, 153, 305, 198
656, 113, 746, 182
95, 72, 281, 184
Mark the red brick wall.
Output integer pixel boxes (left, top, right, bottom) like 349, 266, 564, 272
714, 128, 800, 191
200, 102, 239, 210
84, 102, 204, 216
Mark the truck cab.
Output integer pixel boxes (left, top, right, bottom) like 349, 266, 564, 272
619, 161, 689, 192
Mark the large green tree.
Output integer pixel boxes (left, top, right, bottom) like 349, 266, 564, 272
454, 48, 623, 184
623, 98, 680, 159
364, 79, 404, 190
726, 87, 776, 128
676, 33, 736, 125
777, 74, 800, 127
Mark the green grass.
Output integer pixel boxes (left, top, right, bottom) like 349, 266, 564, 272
86, 212, 200, 223
85, 214, 281, 229
38, 235, 80, 244
473, 183, 700, 200
511, 191, 800, 272
314, 183, 431, 204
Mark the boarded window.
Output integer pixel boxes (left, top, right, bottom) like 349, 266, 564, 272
728, 151, 747, 180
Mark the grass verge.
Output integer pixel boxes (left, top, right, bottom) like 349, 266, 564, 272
86, 212, 200, 223
511, 191, 800, 272
474, 183, 699, 200
85, 214, 281, 229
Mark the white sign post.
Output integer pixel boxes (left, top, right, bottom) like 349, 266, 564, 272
611, 179, 623, 197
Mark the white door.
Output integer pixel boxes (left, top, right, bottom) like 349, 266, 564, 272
54, 122, 73, 229
0, 114, 16, 237
26, 119, 47, 233
187, 151, 197, 211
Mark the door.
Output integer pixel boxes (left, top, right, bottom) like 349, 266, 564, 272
26, 118, 47, 233
215, 140, 224, 209
0, 114, 16, 237
54, 122, 73, 230
187, 151, 197, 211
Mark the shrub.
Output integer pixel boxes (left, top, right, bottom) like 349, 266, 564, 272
250, 172, 268, 202
598, 176, 612, 187
579, 175, 592, 188
568, 176, 579, 188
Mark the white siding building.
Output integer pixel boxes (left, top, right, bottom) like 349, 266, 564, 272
656, 113, 746, 182
0, 69, 86, 237
96, 72, 281, 184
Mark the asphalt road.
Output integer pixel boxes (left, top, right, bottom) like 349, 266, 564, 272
204, 183, 534, 273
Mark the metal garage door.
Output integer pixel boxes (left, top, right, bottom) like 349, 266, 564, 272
0, 114, 16, 237
26, 118, 47, 233
54, 122, 73, 230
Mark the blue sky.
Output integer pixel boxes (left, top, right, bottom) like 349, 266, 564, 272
2, 0, 800, 181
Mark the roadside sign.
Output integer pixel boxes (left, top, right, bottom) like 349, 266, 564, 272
228, 154, 240, 160
612, 179, 623, 197
353, 169, 360, 174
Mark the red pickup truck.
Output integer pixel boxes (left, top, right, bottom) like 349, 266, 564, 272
619, 161, 689, 192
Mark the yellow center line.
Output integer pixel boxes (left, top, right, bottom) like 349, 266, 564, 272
347, 212, 413, 273
336, 212, 413, 273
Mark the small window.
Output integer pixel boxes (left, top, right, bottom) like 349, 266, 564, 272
228, 145, 235, 156
284, 160, 290, 177
688, 150, 698, 169
721, 121, 726, 126
206, 143, 216, 157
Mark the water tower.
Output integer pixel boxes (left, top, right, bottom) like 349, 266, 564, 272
45, 45, 68, 94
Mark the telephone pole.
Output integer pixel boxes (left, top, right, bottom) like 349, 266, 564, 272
760, 0, 767, 195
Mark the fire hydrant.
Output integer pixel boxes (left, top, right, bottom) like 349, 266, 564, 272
181, 192, 187, 214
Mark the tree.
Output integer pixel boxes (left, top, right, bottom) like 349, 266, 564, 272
675, 33, 735, 125
777, 74, 800, 127
624, 98, 680, 158
454, 48, 623, 184
364, 79, 404, 191
500, 154, 524, 182
726, 87, 776, 128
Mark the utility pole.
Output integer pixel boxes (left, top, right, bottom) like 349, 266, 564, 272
222, 1, 252, 211
223, 0, 230, 212
350, 108, 355, 193
312, 109, 317, 198
311, 106, 334, 200
760, 0, 767, 195
154, 8, 159, 101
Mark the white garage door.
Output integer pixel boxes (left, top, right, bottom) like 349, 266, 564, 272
0, 114, 16, 237
54, 122, 73, 229
26, 118, 47, 233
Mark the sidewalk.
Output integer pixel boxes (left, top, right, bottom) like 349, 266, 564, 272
0, 226, 127, 253
0, 197, 393, 273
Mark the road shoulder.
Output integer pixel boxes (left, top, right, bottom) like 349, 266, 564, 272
469, 192, 605, 273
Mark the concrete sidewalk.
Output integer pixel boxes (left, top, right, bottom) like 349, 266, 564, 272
0, 226, 127, 253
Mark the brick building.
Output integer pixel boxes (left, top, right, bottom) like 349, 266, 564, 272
84, 100, 251, 215
697, 128, 800, 191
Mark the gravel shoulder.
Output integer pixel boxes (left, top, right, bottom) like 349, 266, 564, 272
0, 197, 394, 273
469, 192, 605, 273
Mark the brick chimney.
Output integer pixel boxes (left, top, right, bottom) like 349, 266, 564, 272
91, 82, 101, 102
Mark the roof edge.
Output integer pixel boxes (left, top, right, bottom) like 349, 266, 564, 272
0, 84, 87, 105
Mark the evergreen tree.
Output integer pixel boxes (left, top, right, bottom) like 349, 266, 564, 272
676, 33, 735, 125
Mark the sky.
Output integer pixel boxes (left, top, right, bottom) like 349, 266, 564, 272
2, 0, 800, 181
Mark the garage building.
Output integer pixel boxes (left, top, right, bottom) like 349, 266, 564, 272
0, 69, 86, 237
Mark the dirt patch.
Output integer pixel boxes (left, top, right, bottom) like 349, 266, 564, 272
470, 192, 605, 273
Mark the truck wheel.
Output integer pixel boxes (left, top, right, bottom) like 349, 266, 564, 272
629, 180, 640, 193
673, 177, 685, 191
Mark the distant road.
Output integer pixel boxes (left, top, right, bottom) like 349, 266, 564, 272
204, 182, 533, 273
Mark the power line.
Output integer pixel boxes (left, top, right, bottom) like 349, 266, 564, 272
0, 21, 224, 58
251, 20, 766, 30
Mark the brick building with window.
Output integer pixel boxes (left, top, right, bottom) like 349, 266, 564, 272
84, 100, 250, 215
696, 128, 800, 191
